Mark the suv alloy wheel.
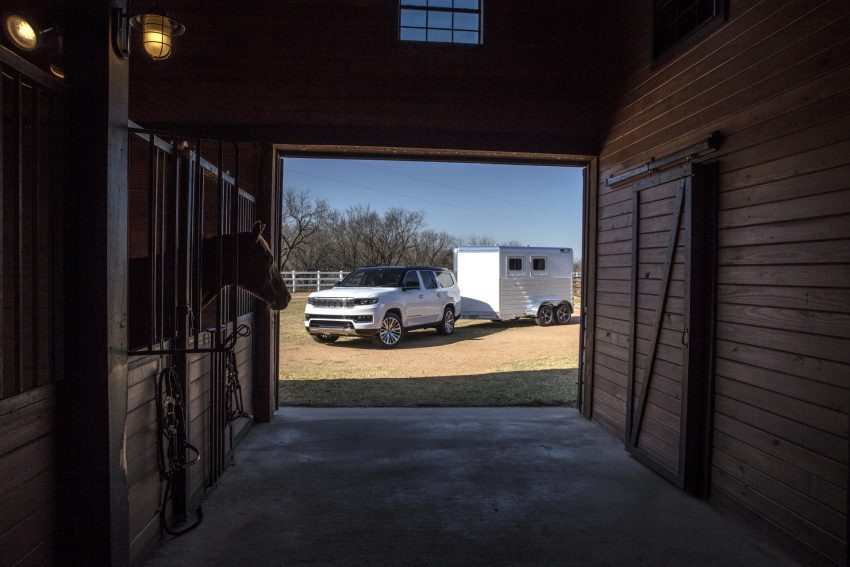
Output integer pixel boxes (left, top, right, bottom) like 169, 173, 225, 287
436, 307, 455, 335
375, 312, 404, 347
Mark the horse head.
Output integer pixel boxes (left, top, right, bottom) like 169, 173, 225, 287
202, 221, 291, 310
239, 221, 291, 310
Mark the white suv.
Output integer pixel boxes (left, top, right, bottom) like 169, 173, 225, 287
304, 266, 461, 348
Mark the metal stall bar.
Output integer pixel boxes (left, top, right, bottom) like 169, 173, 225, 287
30, 80, 39, 388
230, 144, 239, 333
147, 133, 157, 351
0, 68, 5, 398
15, 72, 23, 392
193, 137, 203, 347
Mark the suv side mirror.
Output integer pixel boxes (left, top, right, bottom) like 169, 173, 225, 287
402, 283, 420, 291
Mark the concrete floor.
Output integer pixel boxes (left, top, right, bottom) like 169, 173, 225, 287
143, 408, 797, 567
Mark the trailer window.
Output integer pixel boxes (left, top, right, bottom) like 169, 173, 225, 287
508, 257, 523, 271
532, 257, 546, 271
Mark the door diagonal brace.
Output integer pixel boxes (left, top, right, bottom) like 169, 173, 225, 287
629, 182, 685, 447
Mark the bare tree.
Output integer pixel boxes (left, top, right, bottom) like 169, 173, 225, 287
280, 187, 330, 269
366, 208, 426, 266
460, 234, 497, 246
407, 229, 455, 267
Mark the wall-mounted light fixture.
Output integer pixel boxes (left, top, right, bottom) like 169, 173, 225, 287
3, 13, 64, 79
114, 1, 185, 61
4, 13, 41, 51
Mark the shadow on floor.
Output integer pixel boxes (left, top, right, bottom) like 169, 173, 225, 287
279, 368, 578, 407
141, 408, 798, 567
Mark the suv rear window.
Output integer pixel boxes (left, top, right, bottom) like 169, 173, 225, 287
436, 271, 455, 288
421, 270, 439, 289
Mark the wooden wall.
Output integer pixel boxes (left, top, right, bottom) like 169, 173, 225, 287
0, 387, 59, 566
591, 1, 850, 564
129, 0, 608, 156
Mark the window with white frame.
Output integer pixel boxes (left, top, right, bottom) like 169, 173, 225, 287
400, 0, 482, 44
532, 257, 547, 272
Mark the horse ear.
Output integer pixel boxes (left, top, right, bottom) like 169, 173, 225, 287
252, 221, 266, 240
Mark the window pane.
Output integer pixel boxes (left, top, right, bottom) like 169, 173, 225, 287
428, 28, 452, 42
532, 258, 546, 271
453, 30, 479, 44
400, 27, 427, 41
423, 271, 439, 289
428, 0, 452, 7
403, 271, 420, 288
437, 271, 455, 288
428, 10, 452, 29
454, 0, 479, 9
401, 9, 427, 27
508, 258, 522, 271
401, 0, 427, 5
453, 12, 479, 30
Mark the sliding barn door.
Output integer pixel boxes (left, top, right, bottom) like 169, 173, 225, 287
624, 162, 716, 494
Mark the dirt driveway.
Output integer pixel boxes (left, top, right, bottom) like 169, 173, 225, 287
279, 293, 579, 406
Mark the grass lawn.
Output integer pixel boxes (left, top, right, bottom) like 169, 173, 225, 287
279, 292, 578, 407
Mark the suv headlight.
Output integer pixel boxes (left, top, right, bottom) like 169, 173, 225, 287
352, 298, 379, 306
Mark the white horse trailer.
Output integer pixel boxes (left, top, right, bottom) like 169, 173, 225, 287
453, 246, 575, 326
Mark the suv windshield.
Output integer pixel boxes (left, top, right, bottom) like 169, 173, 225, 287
337, 267, 406, 288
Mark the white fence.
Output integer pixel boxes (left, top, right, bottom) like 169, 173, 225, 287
282, 270, 583, 300
283, 271, 350, 292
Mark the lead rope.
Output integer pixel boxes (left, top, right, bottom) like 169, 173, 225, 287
156, 361, 203, 536
222, 324, 254, 426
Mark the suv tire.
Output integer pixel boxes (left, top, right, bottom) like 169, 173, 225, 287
311, 333, 339, 344
436, 307, 455, 336
535, 304, 555, 326
375, 313, 404, 348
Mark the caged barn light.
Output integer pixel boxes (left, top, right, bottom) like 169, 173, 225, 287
115, 1, 185, 61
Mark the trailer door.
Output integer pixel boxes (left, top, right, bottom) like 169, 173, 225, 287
621, 162, 717, 494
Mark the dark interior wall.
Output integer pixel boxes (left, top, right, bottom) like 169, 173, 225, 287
591, 1, 850, 565
129, 0, 607, 155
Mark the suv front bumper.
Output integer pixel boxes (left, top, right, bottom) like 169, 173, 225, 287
304, 312, 380, 337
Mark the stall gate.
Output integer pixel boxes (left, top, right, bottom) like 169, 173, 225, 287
126, 129, 256, 548
0, 48, 65, 565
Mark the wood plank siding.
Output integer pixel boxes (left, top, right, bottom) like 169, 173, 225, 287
592, 1, 850, 564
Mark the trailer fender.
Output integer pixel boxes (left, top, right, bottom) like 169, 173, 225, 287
526, 299, 553, 317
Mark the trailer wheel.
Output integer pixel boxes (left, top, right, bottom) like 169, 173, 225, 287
555, 304, 572, 325
535, 304, 555, 326
436, 307, 455, 336
375, 313, 404, 348
311, 333, 339, 344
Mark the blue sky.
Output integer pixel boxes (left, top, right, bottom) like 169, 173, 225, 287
282, 158, 584, 257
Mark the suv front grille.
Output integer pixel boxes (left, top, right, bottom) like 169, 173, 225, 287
311, 298, 355, 309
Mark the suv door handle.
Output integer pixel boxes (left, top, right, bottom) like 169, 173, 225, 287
419, 294, 424, 299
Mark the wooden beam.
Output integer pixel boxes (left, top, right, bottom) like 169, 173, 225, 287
58, 1, 130, 564
252, 144, 278, 422
580, 158, 599, 418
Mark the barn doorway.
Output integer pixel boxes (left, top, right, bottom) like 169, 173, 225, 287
274, 149, 591, 410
